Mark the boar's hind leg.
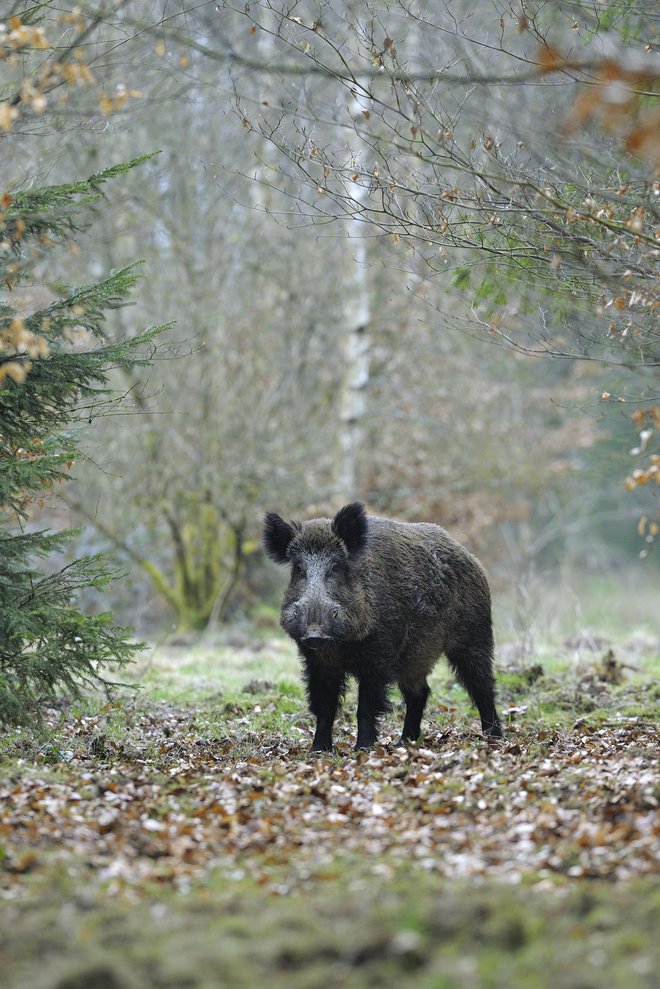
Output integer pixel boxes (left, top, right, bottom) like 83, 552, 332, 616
399, 682, 431, 744
304, 665, 346, 752
446, 639, 503, 739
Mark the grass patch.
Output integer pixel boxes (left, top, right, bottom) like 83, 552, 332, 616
2, 868, 658, 989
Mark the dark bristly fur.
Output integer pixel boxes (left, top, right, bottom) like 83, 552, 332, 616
263, 501, 502, 751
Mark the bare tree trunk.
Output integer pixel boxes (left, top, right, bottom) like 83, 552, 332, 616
248, 6, 279, 211
335, 81, 371, 499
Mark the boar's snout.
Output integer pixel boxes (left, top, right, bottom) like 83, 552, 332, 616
282, 598, 349, 646
301, 625, 332, 648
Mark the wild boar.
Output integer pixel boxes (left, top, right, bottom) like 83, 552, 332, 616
263, 501, 502, 751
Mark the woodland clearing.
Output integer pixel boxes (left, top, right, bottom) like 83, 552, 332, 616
1, 622, 658, 989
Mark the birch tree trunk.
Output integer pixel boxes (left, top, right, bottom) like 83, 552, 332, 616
335, 80, 371, 500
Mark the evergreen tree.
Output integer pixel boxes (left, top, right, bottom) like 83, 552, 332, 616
0, 159, 168, 723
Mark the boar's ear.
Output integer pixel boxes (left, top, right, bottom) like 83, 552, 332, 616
263, 513, 297, 564
332, 502, 368, 555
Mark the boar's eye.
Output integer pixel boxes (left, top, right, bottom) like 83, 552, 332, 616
291, 562, 304, 578
331, 608, 339, 619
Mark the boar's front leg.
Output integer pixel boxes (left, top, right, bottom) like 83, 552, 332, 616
355, 674, 391, 749
303, 661, 346, 752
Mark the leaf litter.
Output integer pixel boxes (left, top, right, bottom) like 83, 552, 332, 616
0, 650, 659, 989
1, 696, 657, 897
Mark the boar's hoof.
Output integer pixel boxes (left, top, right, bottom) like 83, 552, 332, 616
310, 740, 333, 753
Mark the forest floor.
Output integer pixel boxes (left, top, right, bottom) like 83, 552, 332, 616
1, 622, 658, 989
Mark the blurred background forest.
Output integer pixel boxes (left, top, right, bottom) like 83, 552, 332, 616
2, 0, 658, 646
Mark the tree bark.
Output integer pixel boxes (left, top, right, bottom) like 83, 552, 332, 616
335, 80, 371, 500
